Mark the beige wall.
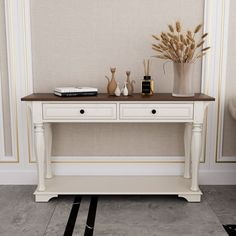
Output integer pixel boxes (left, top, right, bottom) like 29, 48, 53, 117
30, 0, 204, 156
0, 0, 12, 156
222, 0, 236, 156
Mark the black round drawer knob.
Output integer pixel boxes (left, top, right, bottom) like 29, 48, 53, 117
152, 109, 157, 114
80, 109, 85, 114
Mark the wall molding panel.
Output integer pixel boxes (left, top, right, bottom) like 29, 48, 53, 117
0, 70, 5, 159
208, 0, 236, 163
4, 0, 33, 163
0, 0, 21, 162
0, 0, 235, 184
27, 2, 209, 165
200, 0, 236, 164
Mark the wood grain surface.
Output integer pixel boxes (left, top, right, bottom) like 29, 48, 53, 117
21, 93, 215, 102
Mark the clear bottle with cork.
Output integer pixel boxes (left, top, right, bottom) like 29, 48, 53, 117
142, 59, 154, 95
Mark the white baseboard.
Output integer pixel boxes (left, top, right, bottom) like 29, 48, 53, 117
0, 168, 235, 185
199, 170, 236, 185
0, 170, 37, 184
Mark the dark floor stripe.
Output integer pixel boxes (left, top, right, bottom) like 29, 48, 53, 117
63, 196, 82, 236
84, 196, 98, 236
223, 225, 236, 236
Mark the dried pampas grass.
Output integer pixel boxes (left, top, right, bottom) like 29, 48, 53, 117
151, 21, 210, 63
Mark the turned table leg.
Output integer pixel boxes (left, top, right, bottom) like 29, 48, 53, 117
184, 123, 192, 179
44, 123, 53, 179
191, 123, 203, 191
34, 123, 45, 191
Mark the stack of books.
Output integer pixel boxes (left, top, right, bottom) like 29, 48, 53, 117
54, 87, 98, 97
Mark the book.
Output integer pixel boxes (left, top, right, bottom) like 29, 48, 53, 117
54, 87, 98, 97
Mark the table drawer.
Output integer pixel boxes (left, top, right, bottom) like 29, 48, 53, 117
43, 103, 117, 120
120, 103, 193, 120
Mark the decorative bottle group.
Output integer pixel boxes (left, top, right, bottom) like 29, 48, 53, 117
105, 68, 135, 96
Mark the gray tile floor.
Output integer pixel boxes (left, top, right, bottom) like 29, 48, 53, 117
0, 186, 235, 236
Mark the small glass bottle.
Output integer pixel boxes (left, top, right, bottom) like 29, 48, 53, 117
142, 76, 154, 95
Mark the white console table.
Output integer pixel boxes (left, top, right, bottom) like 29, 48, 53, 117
21, 93, 214, 202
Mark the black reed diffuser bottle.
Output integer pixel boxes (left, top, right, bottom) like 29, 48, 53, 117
142, 59, 154, 95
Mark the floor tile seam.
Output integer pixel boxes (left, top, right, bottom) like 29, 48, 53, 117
43, 201, 58, 236
204, 198, 229, 234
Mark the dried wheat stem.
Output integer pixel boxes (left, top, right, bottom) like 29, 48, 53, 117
202, 46, 210, 52
151, 21, 209, 63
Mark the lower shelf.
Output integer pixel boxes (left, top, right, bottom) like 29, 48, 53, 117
34, 176, 202, 202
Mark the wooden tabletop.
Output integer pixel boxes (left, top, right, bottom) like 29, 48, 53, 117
21, 93, 215, 102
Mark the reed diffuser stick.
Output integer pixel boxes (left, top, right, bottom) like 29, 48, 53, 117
143, 59, 151, 76
143, 59, 147, 76
147, 59, 150, 76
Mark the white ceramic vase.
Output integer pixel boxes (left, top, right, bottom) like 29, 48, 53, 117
114, 82, 121, 96
172, 62, 194, 97
122, 82, 128, 96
